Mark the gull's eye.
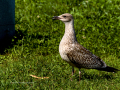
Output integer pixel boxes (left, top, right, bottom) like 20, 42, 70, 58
63, 16, 66, 18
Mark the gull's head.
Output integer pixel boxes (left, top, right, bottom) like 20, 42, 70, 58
52, 13, 73, 23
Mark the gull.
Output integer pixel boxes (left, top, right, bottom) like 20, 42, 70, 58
52, 13, 119, 81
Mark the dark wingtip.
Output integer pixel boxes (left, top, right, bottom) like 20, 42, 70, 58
97, 66, 119, 73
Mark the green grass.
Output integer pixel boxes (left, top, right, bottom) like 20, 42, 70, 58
1, 0, 120, 89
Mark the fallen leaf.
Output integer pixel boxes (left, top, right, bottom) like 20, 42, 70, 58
30, 75, 49, 79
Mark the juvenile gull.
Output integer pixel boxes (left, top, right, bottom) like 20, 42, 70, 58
52, 13, 119, 81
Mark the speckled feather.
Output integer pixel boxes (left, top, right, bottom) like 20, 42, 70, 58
66, 41, 106, 69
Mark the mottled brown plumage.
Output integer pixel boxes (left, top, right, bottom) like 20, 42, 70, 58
52, 13, 119, 81
66, 42, 106, 69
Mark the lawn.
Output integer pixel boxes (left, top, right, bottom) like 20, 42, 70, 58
1, 0, 120, 89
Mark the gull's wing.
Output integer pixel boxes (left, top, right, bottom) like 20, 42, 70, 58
67, 42, 106, 69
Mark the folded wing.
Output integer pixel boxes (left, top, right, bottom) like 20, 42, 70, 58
67, 42, 106, 69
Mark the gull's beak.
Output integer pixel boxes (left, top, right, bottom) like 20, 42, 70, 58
52, 16, 60, 20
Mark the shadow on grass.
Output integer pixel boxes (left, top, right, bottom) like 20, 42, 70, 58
0, 29, 50, 55
0, 29, 26, 54
75, 72, 115, 81
72, 70, 116, 81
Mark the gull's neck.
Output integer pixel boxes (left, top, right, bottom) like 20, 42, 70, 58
61, 20, 77, 44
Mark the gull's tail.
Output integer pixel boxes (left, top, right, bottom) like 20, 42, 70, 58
97, 66, 119, 73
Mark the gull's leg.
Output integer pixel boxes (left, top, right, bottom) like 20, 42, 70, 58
72, 66, 74, 76
79, 68, 81, 81
70, 66, 74, 81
